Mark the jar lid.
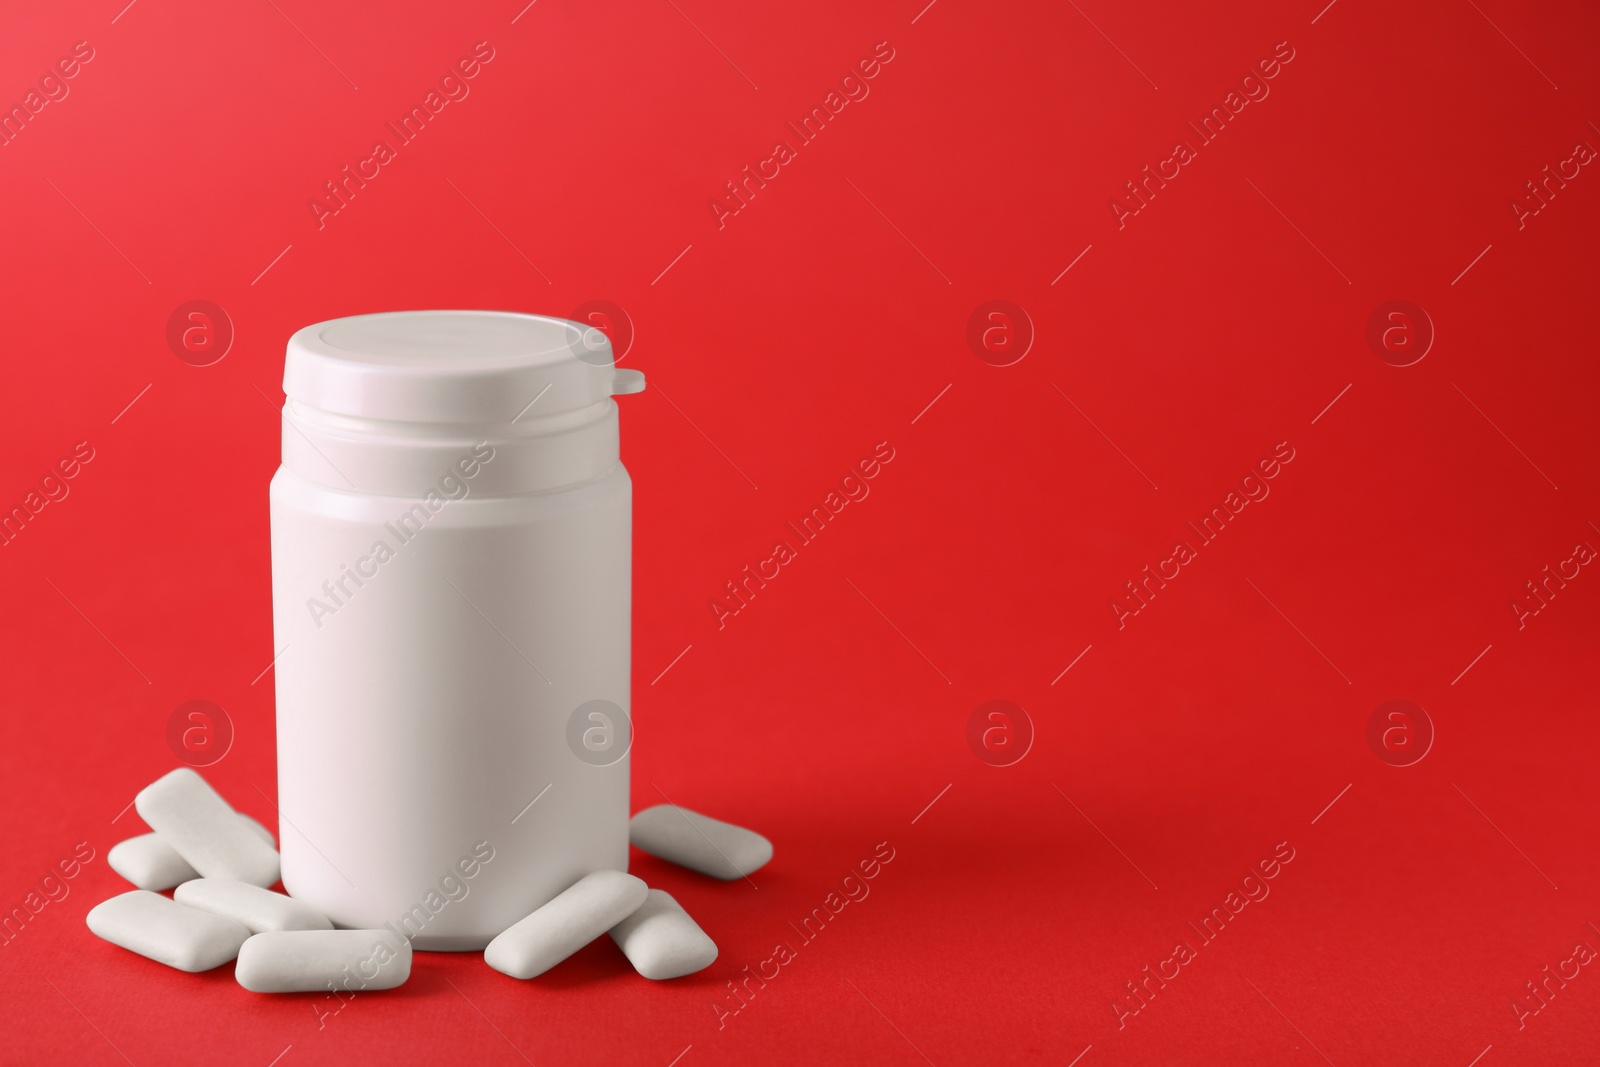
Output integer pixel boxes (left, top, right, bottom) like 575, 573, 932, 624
283, 310, 645, 423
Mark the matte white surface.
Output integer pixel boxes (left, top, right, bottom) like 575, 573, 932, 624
107, 816, 275, 890
272, 312, 647, 948
86, 890, 251, 972
608, 889, 717, 980
629, 805, 773, 880
239, 815, 275, 847
284, 310, 637, 423
174, 879, 332, 934
484, 870, 647, 979
278, 311, 645, 497
107, 834, 199, 892
235, 930, 413, 993
134, 769, 280, 887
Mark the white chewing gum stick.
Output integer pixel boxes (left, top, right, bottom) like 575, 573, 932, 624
485, 870, 648, 979
629, 805, 772, 879
608, 889, 717, 980
235, 929, 413, 993
134, 769, 280, 887
108, 815, 275, 890
86, 890, 252, 972
174, 879, 333, 934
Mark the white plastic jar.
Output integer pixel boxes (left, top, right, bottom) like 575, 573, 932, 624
268, 310, 645, 950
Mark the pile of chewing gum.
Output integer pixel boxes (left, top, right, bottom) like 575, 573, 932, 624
91, 769, 771, 990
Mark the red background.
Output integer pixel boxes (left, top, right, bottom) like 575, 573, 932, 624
2, 0, 1598, 1063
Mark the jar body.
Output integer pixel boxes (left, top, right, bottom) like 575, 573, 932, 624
269, 461, 631, 950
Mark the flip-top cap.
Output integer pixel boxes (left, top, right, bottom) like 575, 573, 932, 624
283, 310, 645, 423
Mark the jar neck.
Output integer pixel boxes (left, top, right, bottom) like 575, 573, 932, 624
281, 398, 621, 497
